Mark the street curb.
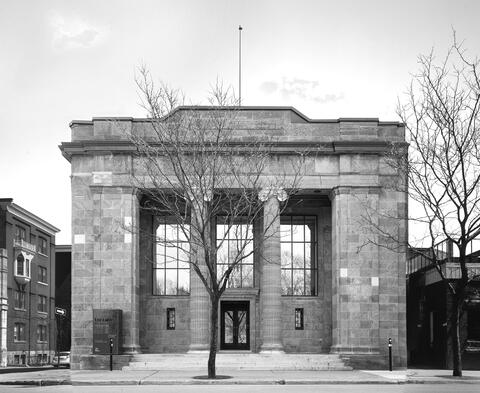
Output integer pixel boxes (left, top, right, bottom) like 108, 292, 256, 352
0, 379, 69, 386
69, 379, 480, 386
2, 377, 480, 386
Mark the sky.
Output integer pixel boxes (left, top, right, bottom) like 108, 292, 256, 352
1, 0, 479, 245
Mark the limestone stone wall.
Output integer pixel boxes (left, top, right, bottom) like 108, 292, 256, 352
281, 297, 323, 352
62, 108, 407, 369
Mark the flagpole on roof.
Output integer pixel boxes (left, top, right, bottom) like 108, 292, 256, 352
239, 25, 243, 106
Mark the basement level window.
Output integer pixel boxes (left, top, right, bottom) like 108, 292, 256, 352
295, 308, 304, 330
167, 308, 176, 330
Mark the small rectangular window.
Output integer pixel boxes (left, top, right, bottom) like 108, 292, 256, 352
37, 325, 47, 342
38, 237, 48, 255
167, 308, 176, 330
38, 266, 47, 284
38, 295, 47, 313
14, 291, 25, 309
15, 226, 26, 242
14, 323, 25, 341
295, 308, 304, 330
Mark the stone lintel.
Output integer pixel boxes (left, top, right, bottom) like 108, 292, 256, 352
329, 186, 382, 200
89, 185, 137, 195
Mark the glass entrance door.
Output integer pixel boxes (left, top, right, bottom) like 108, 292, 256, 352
220, 301, 250, 350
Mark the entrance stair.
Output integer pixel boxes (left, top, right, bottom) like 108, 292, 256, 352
123, 352, 352, 371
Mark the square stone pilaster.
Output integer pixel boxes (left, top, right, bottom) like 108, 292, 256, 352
330, 186, 406, 367
330, 187, 381, 358
71, 185, 141, 368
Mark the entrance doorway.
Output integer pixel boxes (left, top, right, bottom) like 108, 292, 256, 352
220, 301, 250, 350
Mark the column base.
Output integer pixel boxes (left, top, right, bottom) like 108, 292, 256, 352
122, 345, 142, 355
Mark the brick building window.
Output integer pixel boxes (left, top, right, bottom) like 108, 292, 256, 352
38, 266, 47, 284
15, 226, 26, 242
38, 237, 48, 255
216, 218, 254, 288
280, 216, 317, 296
14, 290, 25, 309
295, 308, 304, 330
14, 323, 25, 341
154, 218, 190, 295
37, 325, 47, 342
15, 253, 30, 277
167, 308, 176, 330
38, 295, 47, 313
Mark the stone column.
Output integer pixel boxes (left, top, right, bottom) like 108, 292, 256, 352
188, 202, 210, 351
259, 187, 286, 352
0, 249, 7, 367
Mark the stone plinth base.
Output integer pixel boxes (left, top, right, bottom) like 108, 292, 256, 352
260, 343, 284, 353
330, 346, 387, 369
188, 344, 209, 352
79, 354, 132, 370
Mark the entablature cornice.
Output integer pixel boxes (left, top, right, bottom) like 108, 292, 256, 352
59, 140, 408, 162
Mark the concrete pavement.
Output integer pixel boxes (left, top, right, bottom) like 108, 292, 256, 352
0, 368, 480, 386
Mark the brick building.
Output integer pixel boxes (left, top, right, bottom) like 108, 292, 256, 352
0, 199, 59, 366
60, 107, 408, 370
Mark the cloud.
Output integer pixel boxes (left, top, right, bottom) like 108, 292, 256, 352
50, 12, 105, 50
260, 77, 344, 104
259, 81, 279, 94
313, 92, 345, 104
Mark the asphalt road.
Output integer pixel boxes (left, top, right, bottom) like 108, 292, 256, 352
1, 385, 480, 393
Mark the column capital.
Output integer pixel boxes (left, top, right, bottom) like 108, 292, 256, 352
258, 186, 287, 202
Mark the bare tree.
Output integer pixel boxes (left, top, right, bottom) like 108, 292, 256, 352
128, 68, 303, 378
365, 35, 480, 376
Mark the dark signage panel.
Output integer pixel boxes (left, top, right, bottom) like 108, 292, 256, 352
93, 309, 122, 355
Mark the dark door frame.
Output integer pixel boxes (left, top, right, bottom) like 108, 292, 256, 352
220, 300, 250, 350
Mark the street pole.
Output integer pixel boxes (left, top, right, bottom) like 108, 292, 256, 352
388, 337, 393, 371
239, 25, 242, 106
55, 314, 60, 366
109, 338, 113, 371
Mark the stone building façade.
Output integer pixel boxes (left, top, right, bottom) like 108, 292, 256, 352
59, 107, 408, 369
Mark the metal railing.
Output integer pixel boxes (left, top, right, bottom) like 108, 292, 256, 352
13, 239, 37, 253
407, 238, 480, 275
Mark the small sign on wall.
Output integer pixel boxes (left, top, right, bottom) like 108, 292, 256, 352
93, 309, 122, 355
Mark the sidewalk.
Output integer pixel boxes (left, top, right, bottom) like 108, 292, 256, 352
0, 368, 480, 386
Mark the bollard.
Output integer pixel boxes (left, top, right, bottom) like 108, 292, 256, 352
109, 338, 113, 371
388, 337, 392, 371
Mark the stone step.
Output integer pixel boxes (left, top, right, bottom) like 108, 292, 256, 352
123, 353, 352, 371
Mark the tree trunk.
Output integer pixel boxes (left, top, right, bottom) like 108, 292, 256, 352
452, 298, 462, 377
207, 297, 219, 378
